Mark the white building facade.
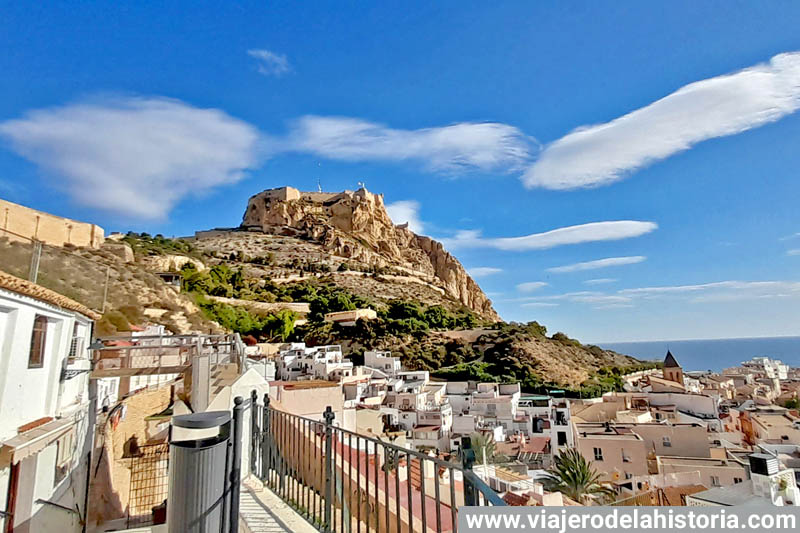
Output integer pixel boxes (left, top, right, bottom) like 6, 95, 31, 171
0, 276, 97, 532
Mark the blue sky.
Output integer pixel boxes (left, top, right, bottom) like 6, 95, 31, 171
1, 1, 800, 342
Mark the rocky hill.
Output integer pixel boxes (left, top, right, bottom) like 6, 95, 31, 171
239, 186, 498, 320
0, 185, 652, 392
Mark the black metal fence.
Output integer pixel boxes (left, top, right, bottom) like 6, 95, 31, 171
248, 390, 503, 533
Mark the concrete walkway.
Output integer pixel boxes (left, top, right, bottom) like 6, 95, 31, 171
240, 478, 318, 533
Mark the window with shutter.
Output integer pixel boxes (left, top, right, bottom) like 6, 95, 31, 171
29, 315, 47, 368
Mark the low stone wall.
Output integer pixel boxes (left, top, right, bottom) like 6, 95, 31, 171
207, 295, 310, 314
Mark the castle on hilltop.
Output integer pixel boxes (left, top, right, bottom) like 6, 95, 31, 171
254, 185, 383, 206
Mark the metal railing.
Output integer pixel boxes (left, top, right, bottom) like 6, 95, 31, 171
247, 391, 503, 533
91, 333, 244, 375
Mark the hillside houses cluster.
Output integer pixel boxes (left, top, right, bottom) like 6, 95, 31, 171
3, 264, 800, 533
265, 342, 800, 507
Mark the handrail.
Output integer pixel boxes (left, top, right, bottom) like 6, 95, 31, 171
34, 499, 82, 518
248, 391, 503, 533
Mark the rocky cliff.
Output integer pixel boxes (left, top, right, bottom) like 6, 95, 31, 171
241, 187, 500, 321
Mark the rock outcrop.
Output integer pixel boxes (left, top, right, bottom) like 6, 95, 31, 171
140, 254, 206, 272
241, 186, 500, 321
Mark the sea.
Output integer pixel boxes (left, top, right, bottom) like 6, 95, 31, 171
597, 336, 800, 372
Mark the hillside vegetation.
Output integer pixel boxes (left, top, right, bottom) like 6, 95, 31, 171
0, 188, 657, 397
111, 230, 654, 394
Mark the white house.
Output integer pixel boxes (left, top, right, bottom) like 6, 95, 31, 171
0, 272, 97, 532
277, 343, 353, 381
517, 395, 574, 454
363, 350, 401, 378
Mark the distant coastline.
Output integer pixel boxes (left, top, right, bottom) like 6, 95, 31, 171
598, 336, 800, 372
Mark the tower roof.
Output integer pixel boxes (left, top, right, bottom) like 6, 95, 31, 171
664, 350, 681, 368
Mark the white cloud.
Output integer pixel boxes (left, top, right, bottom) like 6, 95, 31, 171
0, 96, 262, 219
519, 279, 800, 310
0, 97, 539, 219
780, 233, 800, 241
468, 267, 503, 278
570, 294, 633, 305
620, 280, 800, 302
516, 281, 548, 292
594, 303, 635, 310
547, 256, 646, 273
525, 51, 800, 190
385, 200, 425, 234
583, 278, 618, 285
247, 49, 291, 77
442, 221, 657, 252
788, 249, 800, 256
286, 116, 533, 173
519, 291, 633, 307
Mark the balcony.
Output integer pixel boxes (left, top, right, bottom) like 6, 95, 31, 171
89, 333, 244, 379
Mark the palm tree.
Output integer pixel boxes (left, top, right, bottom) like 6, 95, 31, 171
542, 448, 615, 504
469, 432, 508, 464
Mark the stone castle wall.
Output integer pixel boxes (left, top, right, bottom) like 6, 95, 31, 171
0, 198, 104, 248
300, 191, 342, 203
254, 186, 346, 205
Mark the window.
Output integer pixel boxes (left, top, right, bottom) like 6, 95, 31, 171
593, 447, 603, 461
622, 449, 631, 463
557, 431, 567, 446
54, 430, 75, 486
710, 476, 721, 487
29, 315, 47, 368
734, 477, 743, 484
662, 436, 672, 447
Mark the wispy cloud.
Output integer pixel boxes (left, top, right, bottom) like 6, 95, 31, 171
286, 116, 534, 173
0, 97, 541, 219
386, 200, 425, 234
518, 291, 633, 308
521, 302, 559, 308
442, 221, 657, 252
247, 49, 291, 77
567, 294, 633, 305
780, 233, 800, 241
594, 303, 635, 310
583, 278, 618, 285
525, 51, 800, 190
516, 281, 548, 292
619, 280, 800, 302
0, 96, 262, 219
518, 279, 800, 310
787, 249, 800, 256
547, 256, 646, 273
468, 267, 503, 278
